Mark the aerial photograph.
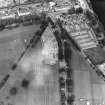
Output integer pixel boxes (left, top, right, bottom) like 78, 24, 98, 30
0, 0, 105, 105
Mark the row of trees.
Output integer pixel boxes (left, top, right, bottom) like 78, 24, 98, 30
48, 17, 75, 105
56, 19, 81, 51
85, 10, 105, 47
0, 12, 47, 31
68, 7, 83, 15
11, 19, 48, 71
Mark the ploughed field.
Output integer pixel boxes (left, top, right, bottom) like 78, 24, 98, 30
0, 25, 60, 105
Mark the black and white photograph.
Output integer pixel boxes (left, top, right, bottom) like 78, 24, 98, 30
0, 0, 105, 105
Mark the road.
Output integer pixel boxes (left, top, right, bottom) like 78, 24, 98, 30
71, 48, 105, 105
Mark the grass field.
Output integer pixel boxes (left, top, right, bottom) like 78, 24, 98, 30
71, 48, 105, 105
0, 25, 60, 105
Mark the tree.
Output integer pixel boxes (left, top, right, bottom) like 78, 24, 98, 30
44, 0, 53, 3
67, 94, 75, 105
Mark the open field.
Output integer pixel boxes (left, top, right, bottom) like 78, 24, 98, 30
1, 23, 105, 105
71, 48, 105, 105
0, 25, 60, 105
